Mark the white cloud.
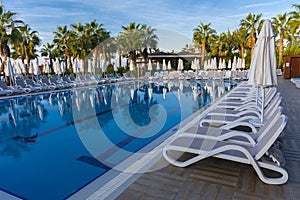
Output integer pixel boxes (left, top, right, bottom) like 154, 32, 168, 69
240, 1, 282, 9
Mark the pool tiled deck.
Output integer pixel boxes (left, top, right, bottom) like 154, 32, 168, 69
114, 77, 300, 200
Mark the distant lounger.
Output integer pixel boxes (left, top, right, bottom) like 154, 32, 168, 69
0, 80, 23, 95
15, 78, 37, 93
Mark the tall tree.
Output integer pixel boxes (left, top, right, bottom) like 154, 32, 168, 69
40, 43, 55, 72
232, 27, 249, 59
141, 25, 158, 56
53, 25, 74, 71
210, 32, 227, 56
240, 13, 263, 56
85, 20, 110, 69
193, 22, 216, 65
272, 13, 290, 68
225, 29, 235, 55
0, 4, 23, 74
120, 22, 143, 61
288, 4, 300, 44
182, 44, 195, 53
112, 35, 124, 68
16, 24, 41, 73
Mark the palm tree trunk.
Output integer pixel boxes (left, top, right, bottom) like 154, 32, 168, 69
240, 44, 245, 59
67, 55, 72, 73
93, 50, 97, 73
49, 57, 54, 73
118, 48, 122, 67
102, 46, 107, 61
2, 53, 8, 84
251, 33, 256, 56
201, 41, 206, 66
279, 30, 283, 69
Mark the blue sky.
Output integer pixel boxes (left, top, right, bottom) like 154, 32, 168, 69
4, 0, 298, 52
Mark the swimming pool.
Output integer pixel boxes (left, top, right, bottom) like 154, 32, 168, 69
0, 79, 235, 199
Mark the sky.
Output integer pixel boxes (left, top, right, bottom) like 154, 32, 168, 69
4, 0, 298, 52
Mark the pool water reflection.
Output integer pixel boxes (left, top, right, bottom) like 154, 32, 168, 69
0, 79, 235, 200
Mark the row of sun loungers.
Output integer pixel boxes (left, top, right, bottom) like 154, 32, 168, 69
148, 70, 248, 82
0, 73, 136, 97
163, 81, 288, 185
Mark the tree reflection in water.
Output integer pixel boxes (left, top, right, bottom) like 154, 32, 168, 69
0, 94, 49, 157
0, 80, 235, 159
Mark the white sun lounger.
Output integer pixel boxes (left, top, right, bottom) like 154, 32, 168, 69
200, 100, 283, 134
185, 106, 283, 146
163, 114, 288, 185
200, 104, 283, 132
216, 88, 278, 111
219, 87, 277, 108
0, 80, 23, 95
226, 86, 274, 101
208, 92, 282, 118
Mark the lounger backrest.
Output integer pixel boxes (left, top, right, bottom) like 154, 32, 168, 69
62, 76, 69, 82
25, 79, 35, 86
16, 79, 27, 87
226, 71, 231, 77
232, 71, 237, 77
265, 94, 282, 117
50, 77, 57, 83
207, 71, 213, 78
41, 78, 51, 85
264, 87, 277, 106
254, 114, 287, 160
256, 87, 277, 107
0, 80, 8, 89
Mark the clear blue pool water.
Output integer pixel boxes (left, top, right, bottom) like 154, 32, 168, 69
0, 79, 235, 199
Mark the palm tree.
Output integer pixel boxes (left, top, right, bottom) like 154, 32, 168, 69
182, 44, 195, 53
71, 22, 89, 59
193, 22, 216, 65
288, 4, 300, 44
85, 20, 110, 70
0, 4, 23, 74
232, 27, 249, 59
53, 25, 74, 72
69, 21, 110, 72
120, 22, 144, 61
225, 29, 235, 55
272, 13, 290, 68
210, 32, 227, 56
17, 24, 41, 73
112, 35, 124, 68
141, 25, 158, 57
240, 13, 263, 56
88, 20, 110, 49
40, 43, 55, 72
